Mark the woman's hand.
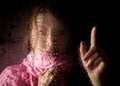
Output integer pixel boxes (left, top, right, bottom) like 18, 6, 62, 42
79, 26, 108, 86
38, 67, 65, 86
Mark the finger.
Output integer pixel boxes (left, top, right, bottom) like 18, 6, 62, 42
93, 56, 103, 66
85, 52, 99, 67
40, 69, 48, 76
80, 41, 87, 58
90, 26, 97, 48
41, 68, 53, 76
86, 56, 104, 71
97, 61, 106, 72
83, 46, 97, 60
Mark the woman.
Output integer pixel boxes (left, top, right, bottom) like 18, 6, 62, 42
0, 1, 108, 86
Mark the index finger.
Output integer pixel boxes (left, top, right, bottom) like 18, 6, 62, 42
90, 26, 97, 48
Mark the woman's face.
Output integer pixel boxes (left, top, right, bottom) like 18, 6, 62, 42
30, 12, 70, 56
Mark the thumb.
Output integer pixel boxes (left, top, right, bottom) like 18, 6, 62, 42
80, 41, 87, 60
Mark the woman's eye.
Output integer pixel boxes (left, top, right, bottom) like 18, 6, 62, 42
39, 30, 46, 36
54, 30, 65, 36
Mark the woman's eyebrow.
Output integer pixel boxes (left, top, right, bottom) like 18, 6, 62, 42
38, 25, 47, 30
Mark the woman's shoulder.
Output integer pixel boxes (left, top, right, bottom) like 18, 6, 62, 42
0, 64, 27, 85
0, 64, 29, 86
0, 64, 26, 75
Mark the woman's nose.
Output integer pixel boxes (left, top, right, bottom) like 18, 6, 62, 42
46, 35, 57, 52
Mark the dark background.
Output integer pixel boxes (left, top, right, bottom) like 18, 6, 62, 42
0, 0, 120, 85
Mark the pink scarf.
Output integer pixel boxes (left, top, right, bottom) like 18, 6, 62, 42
0, 52, 74, 86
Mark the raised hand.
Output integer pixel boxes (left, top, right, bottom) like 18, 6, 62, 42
80, 26, 107, 86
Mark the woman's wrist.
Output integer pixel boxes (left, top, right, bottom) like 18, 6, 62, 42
90, 78, 102, 86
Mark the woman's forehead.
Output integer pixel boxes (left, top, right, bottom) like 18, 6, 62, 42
36, 13, 59, 23
34, 13, 65, 30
